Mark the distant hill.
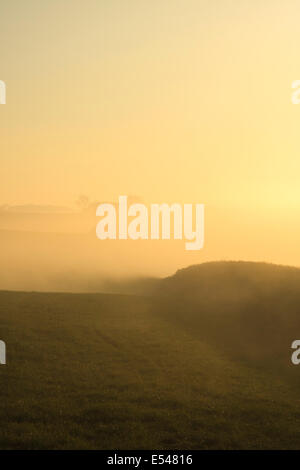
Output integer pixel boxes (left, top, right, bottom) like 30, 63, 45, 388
154, 261, 300, 369
160, 261, 300, 299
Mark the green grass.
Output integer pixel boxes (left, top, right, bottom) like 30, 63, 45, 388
1, 271, 300, 449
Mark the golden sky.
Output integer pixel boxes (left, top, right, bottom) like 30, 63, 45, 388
1, 0, 300, 275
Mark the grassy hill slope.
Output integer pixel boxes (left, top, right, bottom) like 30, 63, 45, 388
1, 262, 300, 449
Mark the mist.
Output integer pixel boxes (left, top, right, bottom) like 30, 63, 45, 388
1, 201, 300, 292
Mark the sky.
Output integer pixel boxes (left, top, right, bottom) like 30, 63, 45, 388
1, 0, 300, 278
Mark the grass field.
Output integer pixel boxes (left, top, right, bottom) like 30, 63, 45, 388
1, 262, 300, 449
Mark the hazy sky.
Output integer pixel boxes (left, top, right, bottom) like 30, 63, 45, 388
1, 1, 300, 272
